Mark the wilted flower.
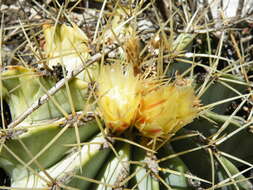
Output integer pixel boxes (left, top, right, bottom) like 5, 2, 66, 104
43, 23, 97, 81
124, 35, 142, 75
97, 64, 141, 132
135, 78, 199, 139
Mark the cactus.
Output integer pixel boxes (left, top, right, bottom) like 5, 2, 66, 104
1, 1, 253, 190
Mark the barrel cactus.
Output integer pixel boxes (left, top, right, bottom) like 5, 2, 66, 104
1, 1, 253, 190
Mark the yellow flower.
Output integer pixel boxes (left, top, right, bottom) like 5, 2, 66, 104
97, 64, 141, 132
136, 78, 199, 139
